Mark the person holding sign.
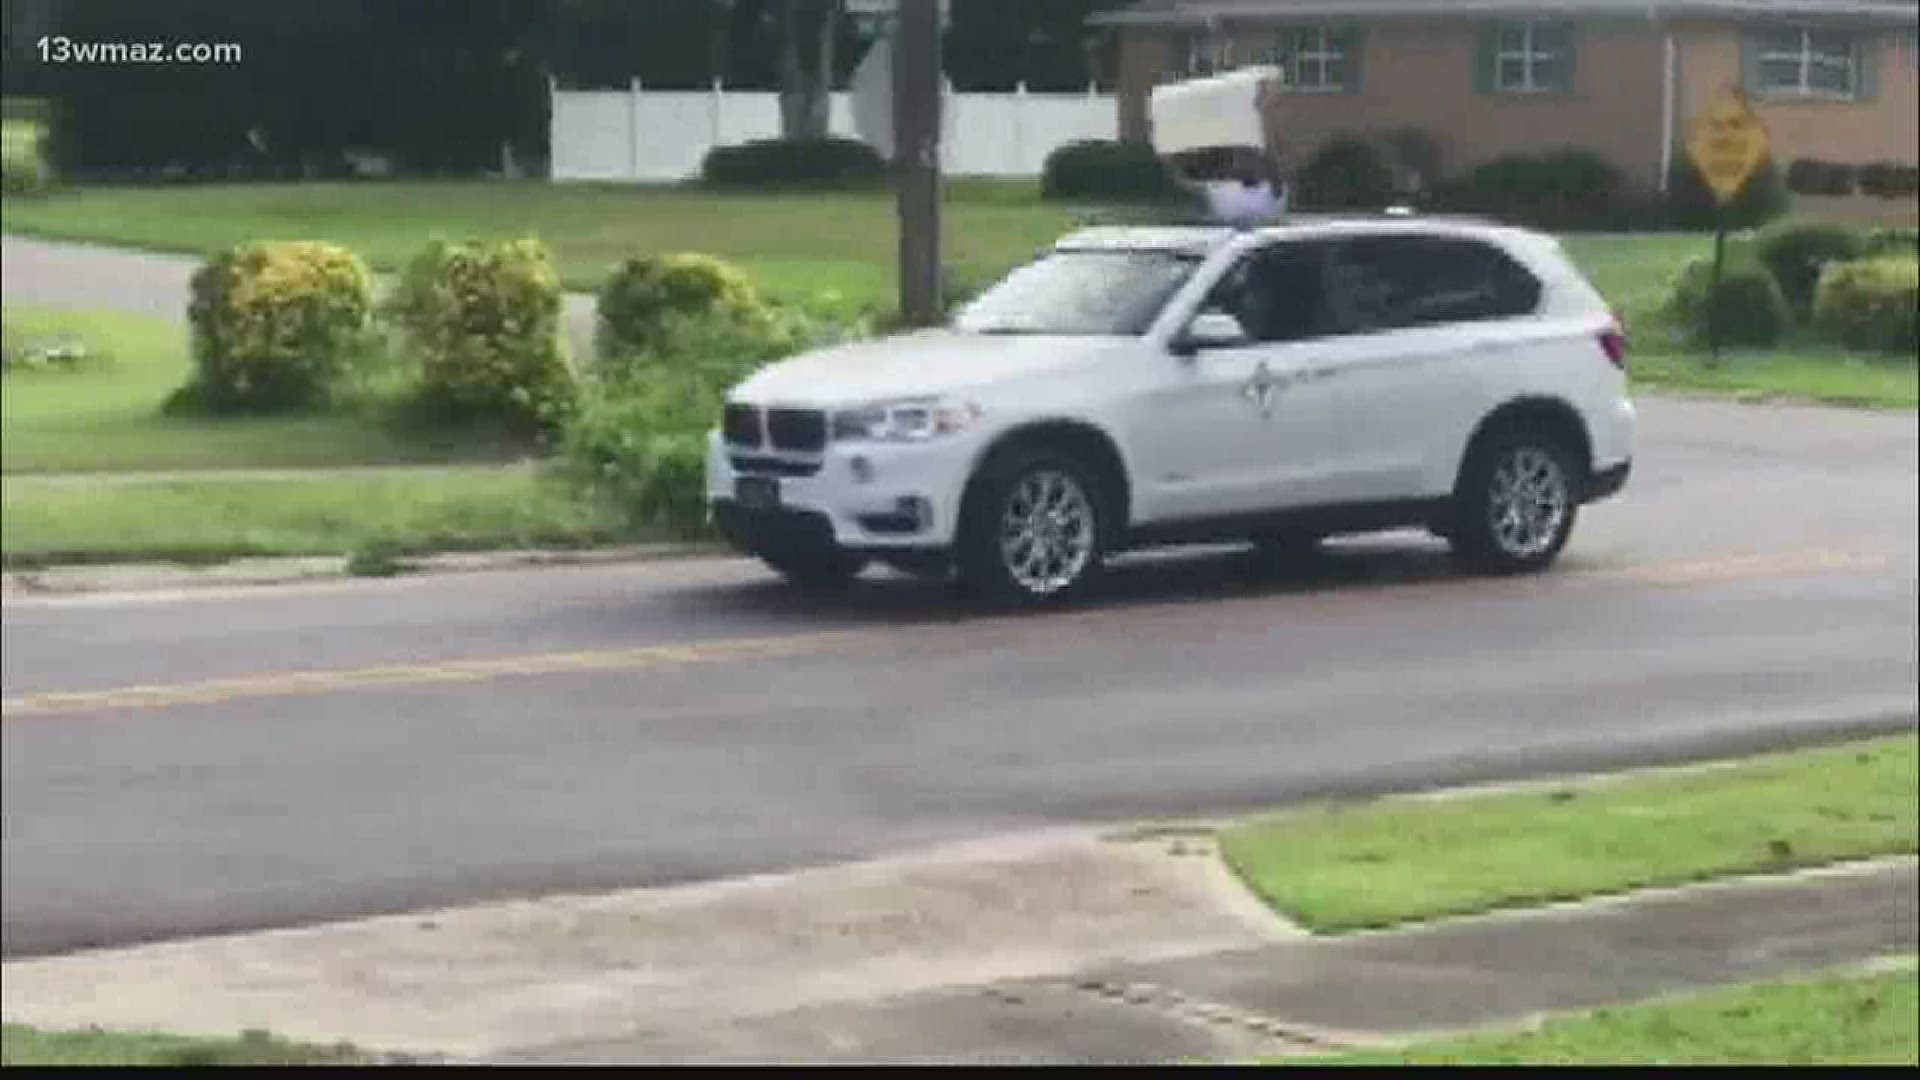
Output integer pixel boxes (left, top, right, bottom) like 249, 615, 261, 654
1150, 65, 1291, 228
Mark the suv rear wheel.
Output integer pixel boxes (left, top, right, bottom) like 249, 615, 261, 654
1449, 427, 1580, 574
956, 447, 1112, 607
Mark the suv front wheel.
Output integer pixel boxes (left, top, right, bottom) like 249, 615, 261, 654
957, 447, 1111, 607
1449, 428, 1580, 574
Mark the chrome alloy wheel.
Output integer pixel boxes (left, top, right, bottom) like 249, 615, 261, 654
997, 468, 1097, 596
1486, 445, 1569, 560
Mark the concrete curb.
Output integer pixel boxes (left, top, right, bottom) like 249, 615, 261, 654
1, 543, 733, 598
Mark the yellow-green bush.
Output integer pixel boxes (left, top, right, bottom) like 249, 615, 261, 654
595, 253, 772, 363
388, 237, 574, 430
2, 116, 51, 194
183, 242, 375, 413
1813, 256, 1919, 356
1755, 219, 1866, 321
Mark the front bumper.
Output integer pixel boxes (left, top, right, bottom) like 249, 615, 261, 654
1584, 459, 1631, 503
704, 429, 980, 552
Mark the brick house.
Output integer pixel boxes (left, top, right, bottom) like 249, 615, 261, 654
1094, 0, 1919, 214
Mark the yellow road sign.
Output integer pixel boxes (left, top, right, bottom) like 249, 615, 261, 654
1686, 86, 1772, 204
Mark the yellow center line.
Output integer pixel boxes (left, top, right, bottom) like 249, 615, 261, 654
1593, 549, 1891, 586
0, 547, 1895, 720
1, 630, 871, 719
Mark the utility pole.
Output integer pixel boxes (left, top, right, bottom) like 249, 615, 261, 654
894, 0, 942, 326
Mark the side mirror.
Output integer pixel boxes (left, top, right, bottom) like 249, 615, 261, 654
1174, 311, 1249, 357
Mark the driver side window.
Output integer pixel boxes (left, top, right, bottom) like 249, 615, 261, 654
1205, 242, 1332, 344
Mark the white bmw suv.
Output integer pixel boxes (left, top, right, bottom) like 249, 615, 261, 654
706, 217, 1634, 605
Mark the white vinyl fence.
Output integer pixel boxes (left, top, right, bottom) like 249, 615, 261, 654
550, 80, 1117, 182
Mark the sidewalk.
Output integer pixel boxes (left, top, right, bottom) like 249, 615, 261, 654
517, 856, 1918, 1064
5, 823, 1911, 1064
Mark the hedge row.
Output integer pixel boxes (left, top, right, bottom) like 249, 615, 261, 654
1786, 158, 1920, 199
1036, 135, 1804, 232
701, 137, 886, 187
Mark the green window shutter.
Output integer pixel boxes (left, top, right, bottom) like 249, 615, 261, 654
1740, 32, 1762, 96
1268, 29, 1299, 79
1545, 21, 1577, 94
1287, 27, 1310, 81
1475, 24, 1499, 94
1856, 35, 1879, 101
1338, 27, 1366, 94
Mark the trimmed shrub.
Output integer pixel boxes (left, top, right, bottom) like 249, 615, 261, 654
1041, 139, 1180, 202
1755, 219, 1866, 321
1864, 227, 1920, 259
1664, 255, 1792, 347
387, 237, 574, 431
1294, 136, 1395, 210
183, 242, 376, 413
600, 306, 796, 388
1665, 150, 1789, 230
1440, 149, 1625, 229
701, 137, 886, 187
596, 252, 779, 366
1786, 158, 1857, 197
1813, 256, 1919, 355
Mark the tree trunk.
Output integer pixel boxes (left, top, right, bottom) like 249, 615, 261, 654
777, 0, 838, 140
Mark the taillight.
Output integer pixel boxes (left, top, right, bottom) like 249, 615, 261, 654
1598, 316, 1627, 371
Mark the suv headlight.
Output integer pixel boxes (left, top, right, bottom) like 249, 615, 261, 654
832, 396, 982, 443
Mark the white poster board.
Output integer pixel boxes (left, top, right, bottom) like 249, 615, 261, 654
1149, 65, 1282, 156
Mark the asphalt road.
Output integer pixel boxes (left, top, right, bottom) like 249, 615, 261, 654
4, 391, 1916, 959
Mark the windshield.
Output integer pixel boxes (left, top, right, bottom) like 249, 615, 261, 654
953, 250, 1201, 337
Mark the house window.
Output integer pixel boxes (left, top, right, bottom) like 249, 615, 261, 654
1169, 29, 1233, 78
1753, 28, 1859, 98
1261, 27, 1349, 92
1494, 22, 1566, 93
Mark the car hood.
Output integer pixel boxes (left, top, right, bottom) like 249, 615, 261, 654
729, 330, 1123, 407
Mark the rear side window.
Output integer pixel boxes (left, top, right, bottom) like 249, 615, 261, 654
1327, 236, 1543, 333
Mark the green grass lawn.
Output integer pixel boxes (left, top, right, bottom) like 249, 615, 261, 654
1556, 231, 1706, 337
1, 179, 1077, 315
1, 1025, 365, 1066
1217, 734, 1917, 934
1631, 346, 1919, 409
1307, 961, 1918, 1065
1, 303, 636, 564
1, 466, 628, 567
4, 180, 1700, 321
2, 304, 529, 474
